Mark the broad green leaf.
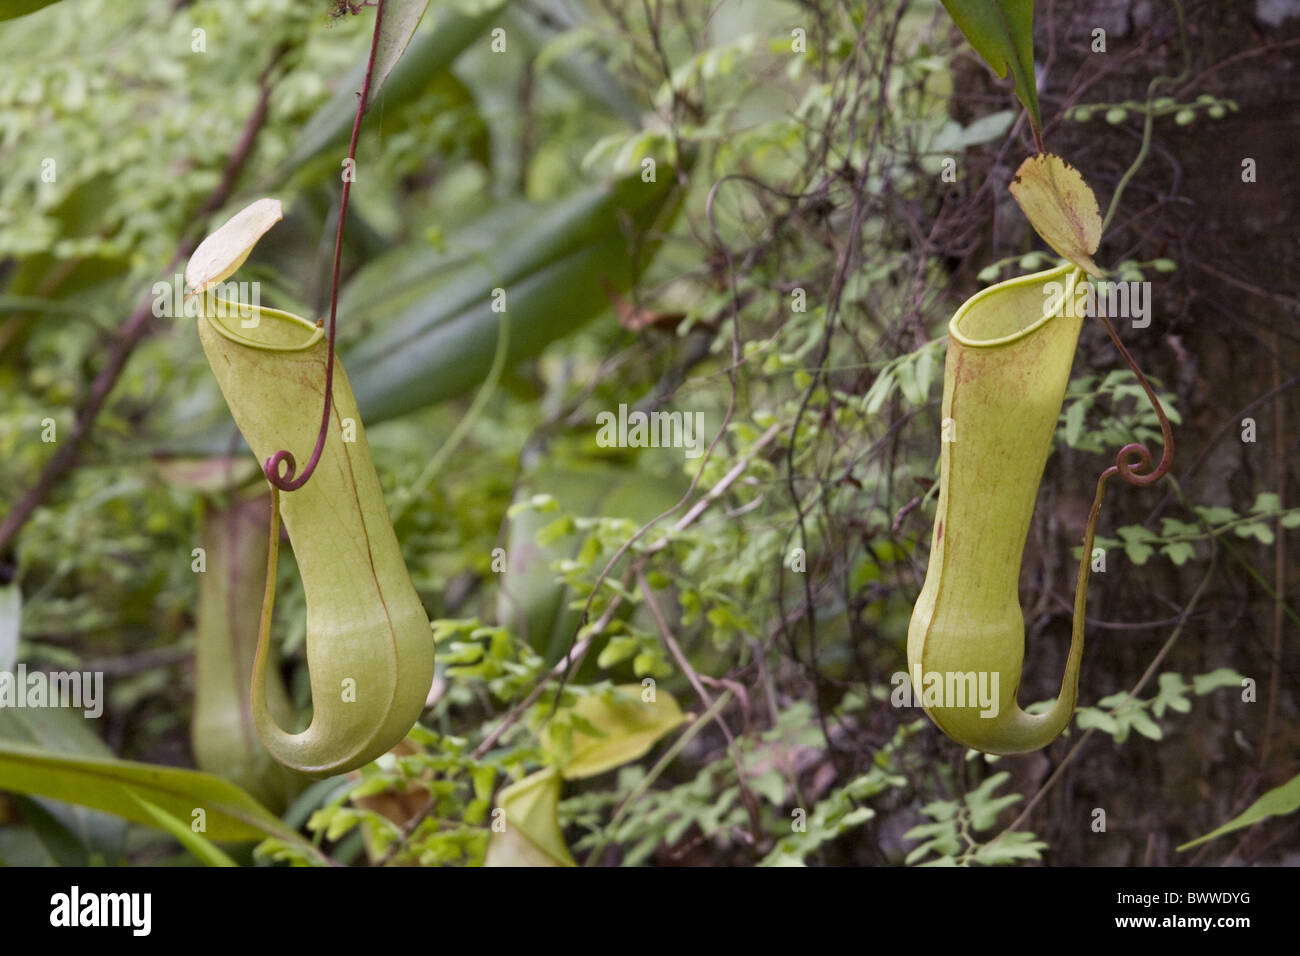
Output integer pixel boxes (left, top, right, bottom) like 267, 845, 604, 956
1250, 492, 1280, 514
337, 201, 531, 324
940, 0, 1040, 130
483, 768, 575, 866
904, 820, 961, 863
1008, 154, 1103, 277
1122, 540, 1153, 565
1177, 773, 1300, 851
1233, 521, 1274, 544
6, 797, 86, 866
865, 368, 895, 415
0, 740, 321, 854
1194, 505, 1238, 525
1127, 708, 1163, 741
896, 358, 924, 406
965, 772, 1020, 830
128, 793, 238, 867
184, 198, 283, 296
1159, 516, 1198, 536
927, 110, 1016, 156
1074, 707, 1119, 736
914, 345, 936, 398
543, 685, 685, 779
921, 799, 960, 822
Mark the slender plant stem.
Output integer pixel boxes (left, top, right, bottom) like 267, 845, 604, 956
1260, 335, 1285, 766
1100, 0, 1189, 234
264, 0, 386, 492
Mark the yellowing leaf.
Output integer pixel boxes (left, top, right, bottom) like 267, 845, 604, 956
1008, 154, 1103, 278
185, 198, 283, 295
544, 684, 685, 780
483, 768, 575, 867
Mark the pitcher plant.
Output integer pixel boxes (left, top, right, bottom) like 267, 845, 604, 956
187, 199, 435, 776
907, 155, 1174, 754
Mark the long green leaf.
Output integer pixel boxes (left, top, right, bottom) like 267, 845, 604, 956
344, 171, 680, 421
0, 740, 325, 859
128, 793, 239, 867
941, 0, 1041, 131
1177, 773, 1300, 851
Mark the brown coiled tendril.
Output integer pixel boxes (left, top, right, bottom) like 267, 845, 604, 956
1095, 312, 1175, 491
1071, 312, 1175, 621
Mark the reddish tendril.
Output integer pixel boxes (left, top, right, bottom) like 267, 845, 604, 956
263, 0, 385, 491
1095, 312, 1175, 491
1076, 313, 1176, 570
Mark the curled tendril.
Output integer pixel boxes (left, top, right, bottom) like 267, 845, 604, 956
262, 344, 336, 492
1095, 312, 1175, 491
1076, 313, 1176, 580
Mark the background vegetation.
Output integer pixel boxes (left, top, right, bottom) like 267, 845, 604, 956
0, 0, 1296, 866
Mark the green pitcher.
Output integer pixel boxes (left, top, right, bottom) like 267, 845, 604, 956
907, 263, 1088, 754
196, 301, 436, 775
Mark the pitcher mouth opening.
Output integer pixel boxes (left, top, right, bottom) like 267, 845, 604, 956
199, 296, 324, 352
949, 263, 1081, 348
